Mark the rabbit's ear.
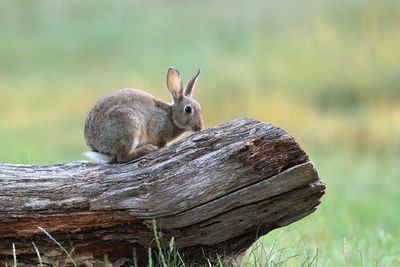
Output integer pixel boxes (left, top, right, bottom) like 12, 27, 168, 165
167, 67, 183, 100
184, 69, 201, 97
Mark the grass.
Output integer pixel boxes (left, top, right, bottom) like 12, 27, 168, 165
1, 0, 399, 266
249, 148, 400, 266
7, 225, 314, 266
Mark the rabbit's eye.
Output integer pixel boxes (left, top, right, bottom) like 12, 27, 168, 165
184, 106, 192, 114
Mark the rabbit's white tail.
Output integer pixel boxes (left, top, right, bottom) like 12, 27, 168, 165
83, 151, 112, 162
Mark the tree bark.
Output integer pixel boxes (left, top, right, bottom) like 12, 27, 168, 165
0, 118, 325, 266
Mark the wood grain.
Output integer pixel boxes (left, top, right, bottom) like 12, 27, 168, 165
0, 118, 325, 266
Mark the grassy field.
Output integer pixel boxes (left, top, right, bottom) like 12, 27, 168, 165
0, 0, 399, 266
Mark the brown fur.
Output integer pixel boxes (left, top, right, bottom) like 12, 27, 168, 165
84, 68, 203, 163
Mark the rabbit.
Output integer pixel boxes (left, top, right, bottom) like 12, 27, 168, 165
83, 67, 204, 163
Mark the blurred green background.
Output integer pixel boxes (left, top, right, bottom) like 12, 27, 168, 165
0, 0, 399, 265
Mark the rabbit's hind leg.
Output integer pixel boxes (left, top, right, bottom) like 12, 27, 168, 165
117, 143, 158, 163
115, 131, 158, 163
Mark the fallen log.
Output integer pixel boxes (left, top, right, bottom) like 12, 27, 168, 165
0, 117, 325, 266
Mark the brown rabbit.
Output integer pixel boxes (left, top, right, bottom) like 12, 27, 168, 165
84, 68, 204, 163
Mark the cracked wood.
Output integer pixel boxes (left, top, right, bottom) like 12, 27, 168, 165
0, 117, 325, 265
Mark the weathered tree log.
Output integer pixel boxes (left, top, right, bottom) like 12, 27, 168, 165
0, 118, 325, 266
